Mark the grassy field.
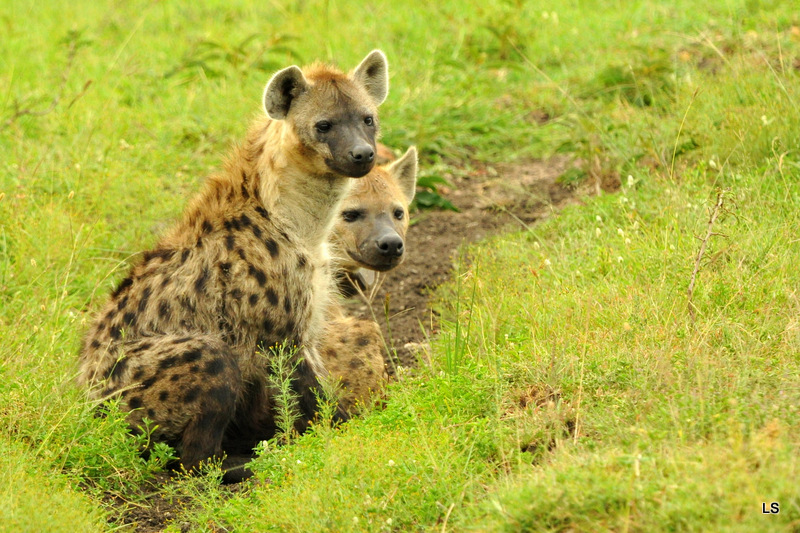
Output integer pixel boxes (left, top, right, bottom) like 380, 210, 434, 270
2, 0, 799, 531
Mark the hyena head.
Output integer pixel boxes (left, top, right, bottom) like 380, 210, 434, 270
332, 146, 418, 272
263, 50, 389, 178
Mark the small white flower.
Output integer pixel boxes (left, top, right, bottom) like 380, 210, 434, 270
387, 460, 395, 467
575, 270, 582, 277
595, 227, 602, 237
617, 228, 625, 237
625, 238, 631, 245
386, 518, 393, 525
596, 215, 602, 223
761, 115, 773, 126
533, 241, 541, 250
669, 244, 676, 251
296, 459, 302, 464
543, 258, 552, 266
353, 517, 359, 524
627, 175, 635, 187
708, 159, 717, 169
617, 256, 623, 263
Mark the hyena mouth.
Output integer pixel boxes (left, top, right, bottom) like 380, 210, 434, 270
347, 250, 401, 272
325, 158, 375, 178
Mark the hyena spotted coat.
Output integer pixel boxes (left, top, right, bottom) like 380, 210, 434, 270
78, 50, 390, 481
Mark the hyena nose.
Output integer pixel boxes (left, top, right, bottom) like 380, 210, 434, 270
349, 145, 375, 164
377, 234, 404, 257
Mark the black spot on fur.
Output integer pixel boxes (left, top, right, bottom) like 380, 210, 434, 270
239, 214, 252, 227
262, 317, 274, 334
128, 396, 143, 410
283, 296, 292, 314
117, 295, 129, 311
195, 267, 209, 294
158, 390, 169, 401
111, 276, 133, 299
183, 349, 202, 363
173, 336, 191, 344
279, 230, 291, 243
265, 239, 279, 258
249, 293, 259, 306
97, 322, 106, 331
339, 337, 348, 344
196, 237, 204, 248
251, 225, 262, 239
141, 376, 157, 389
219, 262, 231, 276
183, 386, 201, 404
266, 289, 279, 306
249, 265, 266, 286
204, 358, 225, 376
160, 355, 179, 370
170, 374, 180, 382
225, 234, 236, 251
109, 325, 122, 340
143, 248, 175, 263
133, 341, 153, 353
181, 249, 190, 263
147, 408, 156, 419
158, 300, 171, 318
231, 289, 243, 300
349, 358, 364, 369
241, 183, 250, 199
201, 220, 213, 234
208, 385, 235, 406
298, 255, 307, 268
357, 336, 370, 347
90, 339, 100, 349
138, 286, 152, 313
189, 364, 199, 373
284, 319, 296, 336
255, 206, 269, 219
132, 368, 145, 381
161, 276, 171, 288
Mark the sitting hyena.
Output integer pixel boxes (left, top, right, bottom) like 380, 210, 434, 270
320, 147, 418, 412
78, 50, 389, 481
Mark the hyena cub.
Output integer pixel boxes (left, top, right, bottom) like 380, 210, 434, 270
320, 148, 418, 411
78, 50, 389, 481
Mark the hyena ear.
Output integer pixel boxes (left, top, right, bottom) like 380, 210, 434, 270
388, 146, 418, 204
352, 50, 389, 106
263, 65, 309, 120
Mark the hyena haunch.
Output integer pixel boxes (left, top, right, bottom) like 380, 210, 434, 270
78, 50, 390, 482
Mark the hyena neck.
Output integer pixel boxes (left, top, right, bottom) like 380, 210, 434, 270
251, 120, 353, 251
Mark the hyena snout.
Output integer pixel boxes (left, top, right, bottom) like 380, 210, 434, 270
349, 143, 375, 165
377, 232, 404, 258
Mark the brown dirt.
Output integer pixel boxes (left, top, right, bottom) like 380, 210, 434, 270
109, 156, 614, 531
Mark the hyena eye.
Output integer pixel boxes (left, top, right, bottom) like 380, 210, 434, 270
364, 116, 374, 126
342, 209, 364, 223
393, 209, 404, 220
315, 120, 332, 133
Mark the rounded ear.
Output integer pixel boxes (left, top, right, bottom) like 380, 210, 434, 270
352, 50, 389, 106
263, 66, 308, 120
388, 146, 418, 203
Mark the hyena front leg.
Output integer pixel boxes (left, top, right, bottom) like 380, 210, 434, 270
319, 316, 388, 415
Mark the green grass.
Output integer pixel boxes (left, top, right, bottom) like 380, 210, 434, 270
2, 0, 800, 531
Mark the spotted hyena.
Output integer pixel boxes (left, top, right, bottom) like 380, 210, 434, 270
78, 50, 390, 482
318, 147, 418, 411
